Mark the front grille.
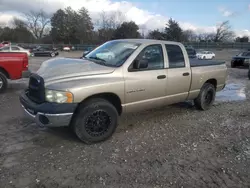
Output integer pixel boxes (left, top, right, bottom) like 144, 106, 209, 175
27, 74, 45, 103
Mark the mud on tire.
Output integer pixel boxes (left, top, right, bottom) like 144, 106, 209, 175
0, 72, 8, 94
72, 98, 118, 144
194, 83, 216, 110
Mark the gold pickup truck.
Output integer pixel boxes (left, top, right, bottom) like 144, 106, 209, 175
20, 39, 227, 143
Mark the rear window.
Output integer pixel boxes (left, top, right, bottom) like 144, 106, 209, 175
241, 52, 250, 56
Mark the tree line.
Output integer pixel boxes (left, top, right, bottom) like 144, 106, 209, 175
0, 7, 249, 44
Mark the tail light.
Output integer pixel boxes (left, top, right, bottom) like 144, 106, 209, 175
23, 54, 29, 69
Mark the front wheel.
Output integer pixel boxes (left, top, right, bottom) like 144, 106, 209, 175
50, 52, 55, 57
0, 72, 8, 94
194, 83, 216, 110
203, 56, 206, 60
72, 98, 118, 144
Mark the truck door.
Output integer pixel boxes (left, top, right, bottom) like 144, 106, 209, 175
164, 44, 191, 104
124, 44, 167, 113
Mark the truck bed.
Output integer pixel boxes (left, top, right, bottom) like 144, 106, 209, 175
190, 59, 225, 67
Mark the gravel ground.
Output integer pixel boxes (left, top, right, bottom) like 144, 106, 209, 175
0, 50, 250, 188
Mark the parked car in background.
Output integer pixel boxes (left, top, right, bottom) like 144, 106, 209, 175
31, 46, 59, 57
95, 49, 115, 60
0, 52, 30, 93
0, 45, 31, 56
196, 51, 215, 60
0, 41, 10, 48
20, 39, 227, 143
186, 47, 197, 58
231, 51, 250, 68
81, 47, 95, 58
63, 46, 71, 51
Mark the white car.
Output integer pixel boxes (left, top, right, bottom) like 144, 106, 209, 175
0, 45, 31, 56
196, 51, 215, 60
63, 46, 71, 51
96, 49, 115, 60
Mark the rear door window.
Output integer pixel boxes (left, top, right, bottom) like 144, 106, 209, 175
165, 44, 185, 68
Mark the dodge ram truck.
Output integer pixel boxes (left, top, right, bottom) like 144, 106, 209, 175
20, 39, 227, 143
0, 52, 30, 93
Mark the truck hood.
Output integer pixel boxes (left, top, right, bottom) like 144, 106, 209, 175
232, 56, 250, 59
36, 58, 115, 82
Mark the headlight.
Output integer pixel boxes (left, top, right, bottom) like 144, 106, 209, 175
45, 89, 73, 103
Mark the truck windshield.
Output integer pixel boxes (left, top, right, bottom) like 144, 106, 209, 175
85, 41, 141, 67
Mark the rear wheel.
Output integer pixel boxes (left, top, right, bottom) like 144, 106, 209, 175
72, 98, 118, 144
194, 83, 216, 110
0, 72, 8, 94
203, 56, 206, 60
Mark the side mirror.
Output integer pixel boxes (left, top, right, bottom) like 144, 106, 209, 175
133, 59, 148, 69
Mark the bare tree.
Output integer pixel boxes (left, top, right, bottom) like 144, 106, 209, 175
12, 17, 26, 28
198, 33, 215, 42
96, 11, 125, 42
214, 21, 234, 42
183, 29, 197, 42
24, 9, 50, 39
96, 11, 125, 29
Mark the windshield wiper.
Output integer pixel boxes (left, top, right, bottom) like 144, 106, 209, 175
88, 56, 106, 63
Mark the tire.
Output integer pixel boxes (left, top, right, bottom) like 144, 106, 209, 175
203, 56, 206, 60
194, 83, 216, 111
0, 72, 8, 94
231, 61, 236, 68
212, 56, 215, 59
248, 69, 250, 80
50, 52, 55, 57
72, 98, 118, 144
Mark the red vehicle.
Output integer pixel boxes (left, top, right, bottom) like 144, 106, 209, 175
0, 41, 10, 48
0, 52, 31, 93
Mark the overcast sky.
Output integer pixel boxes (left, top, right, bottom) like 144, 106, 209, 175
0, 0, 250, 36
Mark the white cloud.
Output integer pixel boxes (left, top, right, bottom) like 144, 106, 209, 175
235, 29, 250, 37
0, 0, 248, 37
218, 7, 234, 17
0, 13, 14, 26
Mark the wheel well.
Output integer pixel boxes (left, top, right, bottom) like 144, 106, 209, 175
79, 93, 122, 115
0, 67, 10, 79
205, 79, 217, 88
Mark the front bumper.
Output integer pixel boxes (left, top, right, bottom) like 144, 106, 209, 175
19, 91, 77, 127
22, 70, 31, 78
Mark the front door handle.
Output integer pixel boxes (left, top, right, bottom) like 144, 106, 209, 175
183, 72, 190, 76
157, 75, 166, 79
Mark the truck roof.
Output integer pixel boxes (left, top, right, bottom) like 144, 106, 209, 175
112, 39, 182, 45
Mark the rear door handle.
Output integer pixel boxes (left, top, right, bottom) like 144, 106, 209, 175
157, 75, 166, 79
183, 72, 190, 76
